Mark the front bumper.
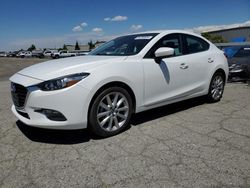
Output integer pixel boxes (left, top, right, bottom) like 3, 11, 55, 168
10, 76, 91, 130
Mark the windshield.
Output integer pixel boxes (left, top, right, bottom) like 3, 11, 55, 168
89, 33, 158, 56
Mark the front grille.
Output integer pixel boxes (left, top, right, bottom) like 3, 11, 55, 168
11, 82, 28, 108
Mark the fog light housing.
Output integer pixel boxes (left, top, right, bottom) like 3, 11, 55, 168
35, 109, 67, 121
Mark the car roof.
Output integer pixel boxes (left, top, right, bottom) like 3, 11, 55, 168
128, 30, 201, 37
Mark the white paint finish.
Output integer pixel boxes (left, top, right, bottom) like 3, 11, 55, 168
9, 30, 228, 129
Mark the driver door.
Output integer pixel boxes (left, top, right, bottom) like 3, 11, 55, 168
142, 34, 192, 107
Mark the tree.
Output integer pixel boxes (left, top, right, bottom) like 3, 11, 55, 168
62, 44, 68, 50
75, 41, 80, 50
202, 33, 227, 43
88, 40, 95, 50
27, 44, 36, 51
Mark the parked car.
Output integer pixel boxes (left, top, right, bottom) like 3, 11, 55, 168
10, 30, 228, 137
228, 46, 250, 81
17, 51, 32, 58
43, 50, 57, 58
0, 51, 7, 57
51, 50, 76, 59
32, 50, 44, 58
7, 51, 19, 57
74, 50, 89, 56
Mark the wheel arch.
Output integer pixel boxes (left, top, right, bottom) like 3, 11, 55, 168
87, 81, 136, 123
213, 68, 226, 82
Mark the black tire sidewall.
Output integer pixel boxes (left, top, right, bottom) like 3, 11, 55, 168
89, 87, 133, 137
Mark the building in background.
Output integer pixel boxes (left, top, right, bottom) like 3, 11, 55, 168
66, 44, 90, 52
203, 26, 250, 42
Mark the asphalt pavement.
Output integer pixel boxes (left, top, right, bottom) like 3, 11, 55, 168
0, 58, 250, 187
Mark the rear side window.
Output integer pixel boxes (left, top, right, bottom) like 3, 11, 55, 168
183, 34, 209, 54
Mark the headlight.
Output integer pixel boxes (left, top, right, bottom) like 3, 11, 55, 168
39, 73, 89, 91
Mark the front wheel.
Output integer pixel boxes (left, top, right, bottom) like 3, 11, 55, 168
207, 72, 225, 102
89, 87, 133, 137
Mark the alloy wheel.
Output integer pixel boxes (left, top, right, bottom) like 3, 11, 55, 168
96, 92, 129, 132
211, 75, 224, 101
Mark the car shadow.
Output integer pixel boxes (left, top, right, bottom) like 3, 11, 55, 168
16, 96, 206, 144
16, 121, 100, 144
130, 96, 206, 125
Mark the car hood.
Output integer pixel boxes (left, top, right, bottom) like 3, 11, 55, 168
228, 57, 250, 66
17, 55, 126, 81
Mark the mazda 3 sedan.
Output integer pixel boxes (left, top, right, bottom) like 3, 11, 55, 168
10, 30, 228, 137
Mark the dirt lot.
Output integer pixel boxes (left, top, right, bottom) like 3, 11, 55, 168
0, 57, 46, 81
0, 57, 250, 187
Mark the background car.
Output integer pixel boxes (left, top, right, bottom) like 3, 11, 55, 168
43, 50, 58, 58
51, 50, 76, 59
32, 50, 45, 58
17, 51, 32, 58
7, 51, 19, 57
228, 46, 250, 81
0, 51, 7, 57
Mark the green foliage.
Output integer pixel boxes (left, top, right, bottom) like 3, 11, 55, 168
75, 41, 80, 50
202, 33, 227, 43
27, 44, 36, 51
88, 40, 95, 50
62, 44, 68, 50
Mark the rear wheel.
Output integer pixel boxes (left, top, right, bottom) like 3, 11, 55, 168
89, 87, 132, 137
207, 72, 225, 102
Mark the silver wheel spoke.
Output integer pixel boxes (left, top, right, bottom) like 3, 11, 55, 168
107, 117, 113, 131
100, 115, 111, 127
212, 90, 217, 99
100, 102, 109, 110
106, 95, 112, 106
117, 106, 128, 112
113, 116, 119, 128
211, 88, 216, 94
113, 93, 119, 106
97, 111, 110, 118
218, 81, 223, 86
116, 98, 125, 108
117, 113, 126, 120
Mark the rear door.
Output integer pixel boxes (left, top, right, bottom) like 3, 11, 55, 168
180, 34, 212, 93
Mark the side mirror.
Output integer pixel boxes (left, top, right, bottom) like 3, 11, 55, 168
154, 47, 174, 59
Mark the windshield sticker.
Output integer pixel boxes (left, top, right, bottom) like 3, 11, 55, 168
134, 36, 153, 40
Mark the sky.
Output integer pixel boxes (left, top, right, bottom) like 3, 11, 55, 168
0, 0, 249, 51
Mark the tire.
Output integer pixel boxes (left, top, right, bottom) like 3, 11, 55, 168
207, 72, 225, 103
89, 87, 133, 137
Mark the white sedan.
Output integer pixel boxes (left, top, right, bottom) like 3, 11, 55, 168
10, 30, 228, 137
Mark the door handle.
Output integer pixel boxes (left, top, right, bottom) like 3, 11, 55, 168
180, 63, 188, 69
208, 58, 214, 63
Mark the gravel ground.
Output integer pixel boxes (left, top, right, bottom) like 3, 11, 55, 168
0, 57, 250, 187
0, 57, 46, 81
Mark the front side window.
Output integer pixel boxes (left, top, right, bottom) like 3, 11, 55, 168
89, 33, 158, 56
183, 34, 209, 54
145, 34, 182, 58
